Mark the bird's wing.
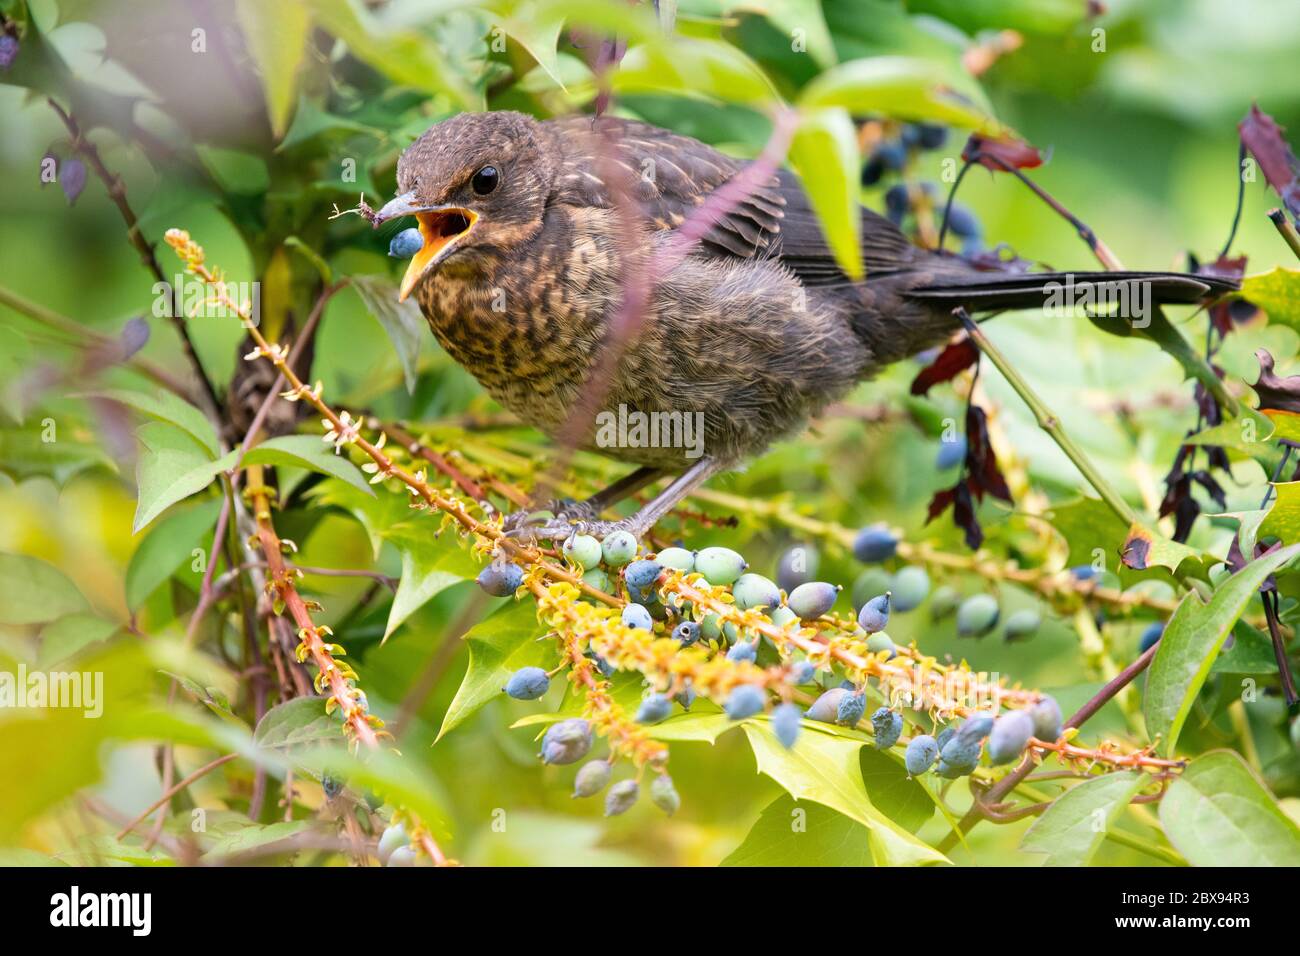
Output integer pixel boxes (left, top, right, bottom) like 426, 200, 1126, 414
545, 116, 918, 284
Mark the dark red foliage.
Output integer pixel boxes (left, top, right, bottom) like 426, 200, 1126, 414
1239, 104, 1300, 220
962, 132, 1044, 171
910, 337, 978, 396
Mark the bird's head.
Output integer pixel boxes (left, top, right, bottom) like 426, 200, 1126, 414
375, 111, 557, 300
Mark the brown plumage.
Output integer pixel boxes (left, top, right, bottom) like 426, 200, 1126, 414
374, 111, 1235, 535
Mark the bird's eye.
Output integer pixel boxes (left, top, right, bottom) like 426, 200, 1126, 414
471, 165, 499, 195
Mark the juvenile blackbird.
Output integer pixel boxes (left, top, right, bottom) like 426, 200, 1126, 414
373, 111, 1234, 539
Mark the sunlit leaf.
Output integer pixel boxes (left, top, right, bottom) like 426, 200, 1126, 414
244, 434, 374, 497
789, 107, 861, 279
133, 422, 236, 533
235, 0, 311, 138
438, 600, 548, 741
1019, 771, 1143, 866
0, 553, 89, 626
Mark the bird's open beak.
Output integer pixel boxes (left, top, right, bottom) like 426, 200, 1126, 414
374, 192, 478, 301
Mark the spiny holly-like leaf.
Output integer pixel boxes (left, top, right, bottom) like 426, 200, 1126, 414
381, 522, 480, 639
1020, 771, 1143, 866
1259, 481, 1300, 545
1160, 750, 1300, 866
741, 722, 948, 866
253, 696, 343, 751
438, 600, 549, 741
910, 337, 978, 396
1236, 267, 1300, 329
133, 422, 236, 533
962, 131, 1044, 170
1119, 523, 1217, 579
1144, 544, 1300, 756
721, 793, 872, 866
1239, 104, 1300, 221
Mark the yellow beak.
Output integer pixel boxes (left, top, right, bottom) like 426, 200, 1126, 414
398, 208, 478, 301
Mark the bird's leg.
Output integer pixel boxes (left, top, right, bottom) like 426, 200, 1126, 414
506, 458, 722, 542
502, 466, 665, 535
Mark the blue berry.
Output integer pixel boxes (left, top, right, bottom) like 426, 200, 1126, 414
650, 774, 680, 815
504, 666, 550, 700
858, 592, 891, 634
540, 718, 592, 765
0, 35, 18, 71
733, 573, 781, 611
805, 688, 849, 723
787, 581, 841, 621
572, 759, 611, 797
946, 203, 981, 239
1029, 696, 1063, 741
601, 530, 638, 567
936, 434, 967, 469
772, 702, 802, 749
1070, 564, 1099, 581
777, 544, 820, 592
695, 546, 748, 585
884, 185, 910, 225
890, 567, 930, 612
635, 693, 673, 724
477, 561, 523, 596
860, 152, 886, 187
621, 603, 654, 631
905, 735, 939, 775
938, 734, 981, 774
60, 157, 87, 205
388, 227, 423, 258
789, 660, 817, 685
957, 713, 995, 744
1139, 621, 1163, 654
916, 124, 948, 149
727, 640, 757, 664
724, 684, 766, 720
604, 779, 639, 817
672, 620, 701, 646
674, 683, 697, 709
987, 710, 1035, 764
871, 707, 903, 749
836, 691, 867, 727
876, 140, 907, 170
852, 568, 893, 611
624, 559, 664, 591
935, 727, 956, 750
852, 525, 898, 563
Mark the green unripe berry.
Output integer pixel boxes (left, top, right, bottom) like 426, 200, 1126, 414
769, 606, 799, 628
956, 593, 1000, 637
572, 759, 611, 798
865, 632, 896, 659
700, 613, 722, 641
1003, 608, 1042, 642
377, 822, 409, 864
386, 845, 417, 866
581, 568, 611, 594
650, 774, 680, 816
889, 566, 930, 612
929, 584, 960, 621
655, 547, 696, 572
851, 568, 893, 612
562, 533, 603, 569
733, 573, 781, 610
600, 530, 638, 567
695, 546, 748, 586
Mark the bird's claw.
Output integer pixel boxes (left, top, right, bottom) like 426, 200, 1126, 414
501, 497, 601, 542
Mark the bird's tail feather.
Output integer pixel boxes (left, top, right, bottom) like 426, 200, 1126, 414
906, 269, 1238, 312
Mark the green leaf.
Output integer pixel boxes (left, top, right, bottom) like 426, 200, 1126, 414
859, 746, 933, 833
253, 696, 343, 751
500, 1, 568, 91
759, 0, 836, 69
789, 107, 861, 279
90, 388, 220, 458
308, 477, 413, 558
1019, 771, 1143, 866
1159, 751, 1300, 866
1144, 543, 1300, 756
204, 820, 316, 860
1259, 480, 1300, 545
1238, 267, 1300, 330
721, 793, 873, 866
124, 498, 221, 610
0, 552, 89, 625
284, 236, 334, 284
244, 434, 374, 497
438, 600, 547, 740
133, 422, 236, 533
382, 522, 480, 639
798, 55, 997, 130
38, 614, 119, 668
309, 0, 479, 109
1213, 620, 1279, 675
235, 0, 311, 138
741, 722, 948, 866
350, 275, 425, 394
614, 36, 781, 107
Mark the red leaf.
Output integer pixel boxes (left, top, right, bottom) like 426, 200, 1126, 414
965, 404, 1012, 503
910, 337, 978, 395
962, 133, 1044, 172
1239, 104, 1300, 220
1253, 348, 1300, 415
